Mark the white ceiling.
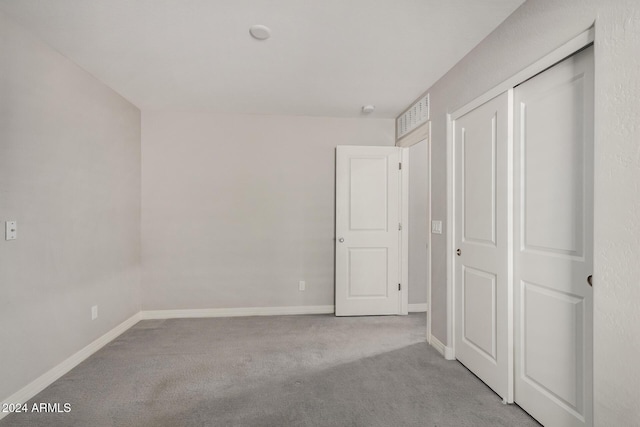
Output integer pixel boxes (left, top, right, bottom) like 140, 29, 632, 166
0, 0, 524, 118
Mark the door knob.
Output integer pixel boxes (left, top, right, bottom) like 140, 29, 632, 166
338, 238, 344, 243
456, 249, 461, 256
587, 275, 593, 287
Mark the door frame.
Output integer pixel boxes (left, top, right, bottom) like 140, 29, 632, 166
400, 147, 410, 315
422, 132, 433, 344
443, 26, 595, 396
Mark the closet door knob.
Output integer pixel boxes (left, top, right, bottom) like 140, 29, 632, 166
456, 249, 461, 256
338, 238, 344, 243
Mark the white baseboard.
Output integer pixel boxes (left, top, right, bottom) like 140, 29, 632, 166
408, 303, 428, 313
0, 312, 141, 421
140, 305, 335, 320
444, 346, 455, 360
430, 334, 455, 360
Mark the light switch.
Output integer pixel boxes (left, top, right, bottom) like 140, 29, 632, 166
431, 220, 442, 235
5, 221, 17, 240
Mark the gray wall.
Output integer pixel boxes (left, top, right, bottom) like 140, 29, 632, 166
593, 3, 640, 424
141, 112, 395, 310
408, 140, 429, 305
0, 12, 141, 402
407, 0, 639, 423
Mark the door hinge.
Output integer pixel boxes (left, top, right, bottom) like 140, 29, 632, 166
398, 223, 402, 231
398, 283, 401, 291
399, 162, 402, 170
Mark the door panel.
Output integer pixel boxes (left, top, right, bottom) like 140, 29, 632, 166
348, 248, 388, 297
522, 75, 585, 257
349, 158, 389, 230
336, 146, 401, 316
523, 282, 583, 409
463, 115, 497, 246
514, 46, 593, 427
454, 91, 510, 400
463, 266, 497, 360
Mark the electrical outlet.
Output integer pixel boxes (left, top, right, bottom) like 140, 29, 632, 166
431, 220, 443, 234
91, 305, 98, 320
5, 221, 17, 240
299, 280, 306, 291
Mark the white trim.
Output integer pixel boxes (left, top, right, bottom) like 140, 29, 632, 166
446, 112, 455, 353
396, 121, 430, 147
450, 28, 594, 119
430, 333, 446, 355
505, 88, 515, 403
400, 147, 410, 315
408, 303, 428, 313
0, 312, 141, 421
444, 344, 455, 360
140, 305, 335, 320
426, 125, 433, 344
430, 334, 455, 360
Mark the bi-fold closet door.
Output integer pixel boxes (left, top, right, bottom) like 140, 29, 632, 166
453, 46, 594, 426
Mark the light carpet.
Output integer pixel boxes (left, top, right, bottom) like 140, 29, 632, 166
1, 314, 539, 426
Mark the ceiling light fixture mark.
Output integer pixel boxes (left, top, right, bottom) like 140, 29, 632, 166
249, 25, 271, 40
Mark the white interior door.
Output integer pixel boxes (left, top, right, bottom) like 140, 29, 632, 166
454, 92, 511, 400
514, 46, 594, 426
335, 146, 401, 316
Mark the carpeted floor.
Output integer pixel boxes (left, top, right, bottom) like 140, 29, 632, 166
1, 314, 539, 426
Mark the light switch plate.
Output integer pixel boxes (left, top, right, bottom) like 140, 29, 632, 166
431, 220, 442, 234
5, 221, 17, 240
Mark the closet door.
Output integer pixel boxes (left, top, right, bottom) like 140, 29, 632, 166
514, 46, 594, 426
454, 92, 510, 401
